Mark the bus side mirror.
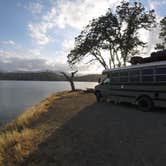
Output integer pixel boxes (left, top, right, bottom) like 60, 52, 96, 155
98, 78, 101, 83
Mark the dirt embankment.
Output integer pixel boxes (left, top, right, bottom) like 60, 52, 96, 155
1, 91, 166, 166
0, 91, 95, 166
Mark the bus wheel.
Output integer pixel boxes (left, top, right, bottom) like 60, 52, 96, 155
95, 91, 102, 102
137, 96, 153, 112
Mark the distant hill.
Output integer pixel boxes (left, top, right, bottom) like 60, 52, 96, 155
74, 74, 101, 82
0, 71, 100, 82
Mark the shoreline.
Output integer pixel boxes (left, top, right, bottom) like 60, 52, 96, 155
0, 81, 97, 127
0, 90, 95, 165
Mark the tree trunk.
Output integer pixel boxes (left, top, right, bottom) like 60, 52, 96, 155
70, 80, 75, 91
61, 71, 77, 91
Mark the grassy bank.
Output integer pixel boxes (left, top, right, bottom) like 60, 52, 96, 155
0, 91, 95, 165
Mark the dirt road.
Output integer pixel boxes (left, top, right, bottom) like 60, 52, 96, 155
24, 93, 166, 166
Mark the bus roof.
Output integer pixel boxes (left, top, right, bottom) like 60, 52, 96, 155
103, 60, 166, 74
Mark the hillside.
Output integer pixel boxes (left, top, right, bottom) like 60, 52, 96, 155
74, 74, 101, 82
0, 71, 100, 82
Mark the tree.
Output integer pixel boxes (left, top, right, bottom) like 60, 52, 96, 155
61, 71, 78, 91
68, 12, 118, 69
68, 1, 156, 69
116, 1, 156, 66
155, 16, 166, 50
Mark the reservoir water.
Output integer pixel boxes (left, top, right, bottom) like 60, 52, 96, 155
0, 81, 97, 124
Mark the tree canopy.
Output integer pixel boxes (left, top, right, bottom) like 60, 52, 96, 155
155, 16, 166, 50
68, 1, 156, 69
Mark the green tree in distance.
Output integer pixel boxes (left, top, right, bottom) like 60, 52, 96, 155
68, 1, 156, 69
155, 16, 166, 50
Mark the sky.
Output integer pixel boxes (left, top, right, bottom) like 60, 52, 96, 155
0, 0, 165, 74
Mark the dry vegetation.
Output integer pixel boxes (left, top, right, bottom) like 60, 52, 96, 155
0, 91, 95, 166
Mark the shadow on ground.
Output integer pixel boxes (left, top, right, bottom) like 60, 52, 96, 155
23, 102, 166, 166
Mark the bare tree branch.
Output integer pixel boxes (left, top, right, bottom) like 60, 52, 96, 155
61, 71, 77, 91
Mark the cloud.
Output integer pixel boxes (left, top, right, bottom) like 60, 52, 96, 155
29, 2, 43, 14
148, 0, 166, 10
29, 48, 41, 56
53, 38, 107, 74
0, 50, 68, 72
0, 57, 49, 71
21, 2, 43, 14
22, 0, 164, 73
62, 39, 75, 52
0, 40, 16, 46
28, 0, 121, 45
43, 0, 120, 29
0, 43, 109, 74
28, 23, 54, 45
49, 0, 121, 29
139, 0, 164, 57
138, 27, 160, 57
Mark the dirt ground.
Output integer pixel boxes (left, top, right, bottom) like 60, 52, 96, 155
23, 92, 166, 166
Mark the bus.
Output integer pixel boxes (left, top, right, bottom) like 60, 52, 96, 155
95, 59, 166, 111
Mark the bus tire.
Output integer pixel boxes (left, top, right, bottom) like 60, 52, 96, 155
136, 96, 153, 112
95, 91, 102, 102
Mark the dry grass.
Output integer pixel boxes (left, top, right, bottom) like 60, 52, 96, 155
0, 92, 74, 166
0, 129, 36, 165
4, 91, 65, 132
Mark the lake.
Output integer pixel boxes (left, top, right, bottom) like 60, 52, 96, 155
0, 81, 97, 124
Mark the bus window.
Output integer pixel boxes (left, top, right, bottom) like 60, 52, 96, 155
142, 68, 154, 82
129, 70, 140, 82
156, 67, 166, 82
156, 67, 166, 74
111, 72, 119, 83
120, 70, 128, 83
